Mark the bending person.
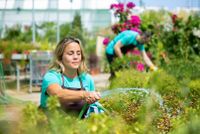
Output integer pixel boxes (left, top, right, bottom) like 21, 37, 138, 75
105, 30, 157, 78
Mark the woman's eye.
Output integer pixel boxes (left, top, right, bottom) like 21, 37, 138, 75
67, 52, 73, 55
77, 52, 81, 55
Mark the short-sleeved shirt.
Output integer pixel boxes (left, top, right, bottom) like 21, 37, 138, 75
40, 70, 95, 108
106, 30, 145, 55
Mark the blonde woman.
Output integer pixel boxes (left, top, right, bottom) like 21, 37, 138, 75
40, 37, 102, 117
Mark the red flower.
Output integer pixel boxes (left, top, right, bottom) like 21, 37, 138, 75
121, 27, 127, 32
171, 14, 178, 24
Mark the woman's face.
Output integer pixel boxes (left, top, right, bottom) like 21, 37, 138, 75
62, 42, 82, 71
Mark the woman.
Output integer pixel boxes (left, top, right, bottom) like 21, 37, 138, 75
105, 30, 157, 78
40, 37, 102, 117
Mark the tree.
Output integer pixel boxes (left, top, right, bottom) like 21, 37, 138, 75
69, 12, 85, 45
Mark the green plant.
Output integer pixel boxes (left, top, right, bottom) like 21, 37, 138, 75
110, 69, 150, 89
188, 79, 200, 108
147, 70, 184, 116
38, 22, 56, 43
162, 57, 200, 82
111, 55, 144, 72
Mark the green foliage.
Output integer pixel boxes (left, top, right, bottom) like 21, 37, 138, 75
46, 96, 60, 111
163, 57, 200, 82
68, 12, 85, 45
147, 70, 181, 96
59, 23, 71, 39
111, 55, 142, 72
72, 12, 83, 32
170, 107, 200, 134
4, 24, 22, 40
38, 22, 56, 43
141, 10, 200, 61
140, 9, 170, 31
85, 114, 130, 134
3, 24, 39, 42
19, 103, 48, 134
147, 70, 184, 116
110, 69, 150, 89
188, 79, 200, 108
135, 95, 170, 133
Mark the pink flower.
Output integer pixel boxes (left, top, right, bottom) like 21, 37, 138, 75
117, 3, 124, 10
110, 4, 117, 9
126, 2, 135, 9
132, 49, 141, 56
110, 2, 141, 34
130, 15, 141, 26
136, 63, 145, 72
103, 37, 110, 46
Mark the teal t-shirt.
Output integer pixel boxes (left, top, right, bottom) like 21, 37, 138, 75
40, 70, 95, 108
106, 30, 145, 55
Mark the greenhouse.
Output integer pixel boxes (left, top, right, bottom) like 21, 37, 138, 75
0, 0, 200, 134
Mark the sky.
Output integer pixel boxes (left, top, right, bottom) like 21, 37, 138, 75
119, 0, 200, 10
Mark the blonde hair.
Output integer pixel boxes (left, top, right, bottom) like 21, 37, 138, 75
49, 37, 88, 74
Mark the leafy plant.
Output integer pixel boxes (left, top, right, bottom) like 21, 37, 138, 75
110, 69, 150, 89
147, 70, 183, 116
162, 57, 200, 82
188, 79, 200, 108
111, 55, 145, 73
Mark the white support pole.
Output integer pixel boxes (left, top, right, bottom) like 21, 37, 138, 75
1, 0, 7, 38
56, 0, 60, 43
29, 55, 32, 93
16, 64, 20, 92
32, 0, 36, 43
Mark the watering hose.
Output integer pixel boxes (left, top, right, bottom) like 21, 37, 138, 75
78, 88, 164, 119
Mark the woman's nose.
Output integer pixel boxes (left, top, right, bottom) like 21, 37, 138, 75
73, 54, 79, 58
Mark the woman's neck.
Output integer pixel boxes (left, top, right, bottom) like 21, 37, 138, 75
63, 69, 78, 79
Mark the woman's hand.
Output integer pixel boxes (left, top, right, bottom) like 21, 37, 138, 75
150, 65, 158, 71
83, 91, 101, 104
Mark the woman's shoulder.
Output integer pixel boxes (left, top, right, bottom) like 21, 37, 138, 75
79, 72, 93, 80
44, 69, 61, 78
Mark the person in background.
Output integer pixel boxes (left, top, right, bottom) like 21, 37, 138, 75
105, 30, 158, 78
40, 37, 103, 118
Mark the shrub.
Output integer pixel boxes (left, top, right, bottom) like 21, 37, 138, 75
147, 70, 183, 116
110, 69, 150, 89
188, 79, 200, 108
163, 57, 200, 82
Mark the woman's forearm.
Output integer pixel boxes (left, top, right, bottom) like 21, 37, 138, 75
47, 84, 84, 102
57, 89, 84, 102
114, 41, 123, 58
141, 51, 155, 67
46, 84, 100, 104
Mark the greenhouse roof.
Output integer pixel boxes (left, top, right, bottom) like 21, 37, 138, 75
0, 0, 117, 10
